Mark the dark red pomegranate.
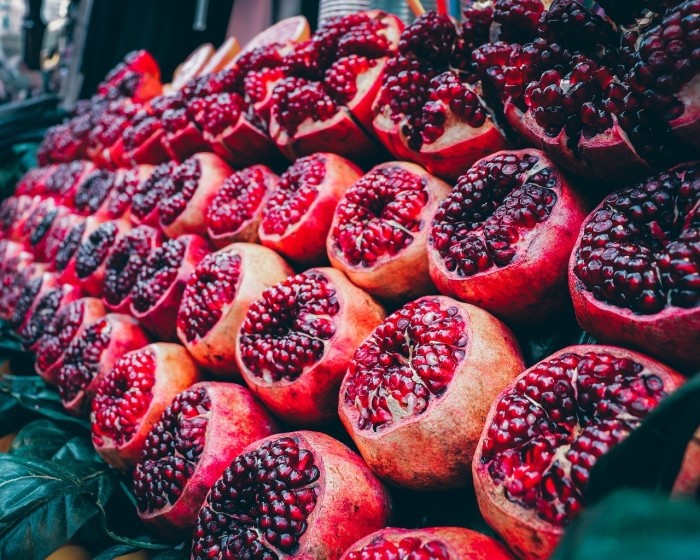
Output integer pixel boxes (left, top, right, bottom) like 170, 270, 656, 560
52, 216, 106, 287
176, 243, 292, 377
237, 267, 386, 426
339, 295, 525, 490
473, 345, 685, 560
0, 195, 39, 241
191, 431, 392, 560
118, 103, 171, 166
0, 241, 32, 310
14, 166, 54, 198
87, 102, 142, 169
327, 161, 451, 302
570, 163, 699, 368
133, 382, 278, 535
9, 271, 60, 330
42, 213, 86, 267
205, 164, 279, 247
91, 343, 202, 470
42, 160, 95, 207
18, 282, 80, 351
0, 262, 46, 323
56, 313, 150, 415
341, 527, 515, 560
259, 153, 362, 264
34, 297, 106, 385
73, 168, 118, 217
427, 149, 588, 322
19, 198, 70, 262
104, 165, 153, 222
130, 162, 175, 227
130, 234, 211, 340
103, 225, 163, 314
96, 50, 162, 103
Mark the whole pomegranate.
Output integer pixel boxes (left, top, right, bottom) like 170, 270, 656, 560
569, 163, 699, 368
191, 431, 392, 560
133, 382, 278, 535
339, 295, 525, 490
473, 345, 685, 560
237, 267, 386, 426
428, 149, 588, 322
91, 343, 202, 470
176, 243, 293, 376
327, 161, 451, 302
341, 527, 514, 560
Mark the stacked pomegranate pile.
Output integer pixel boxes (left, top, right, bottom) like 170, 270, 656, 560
1, 2, 697, 559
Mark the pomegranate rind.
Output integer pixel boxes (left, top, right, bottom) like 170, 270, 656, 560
672, 427, 700, 497
210, 116, 283, 170
198, 37, 242, 76
339, 296, 525, 490
339, 527, 515, 560
237, 267, 386, 426
472, 344, 686, 560
239, 16, 311, 54
177, 243, 293, 377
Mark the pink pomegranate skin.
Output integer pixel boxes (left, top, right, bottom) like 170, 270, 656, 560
134, 382, 278, 536
191, 430, 392, 560
340, 527, 515, 560
339, 295, 525, 490
237, 267, 386, 426
472, 345, 685, 560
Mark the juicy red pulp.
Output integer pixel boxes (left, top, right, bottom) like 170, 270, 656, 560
132, 162, 175, 222
206, 167, 270, 236
36, 300, 86, 372
74, 169, 115, 215
10, 276, 43, 328
191, 436, 319, 560
75, 221, 120, 279
104, 227, 158, 307
19, 287, 64, 347
344, 297, 467, 431
346, 536, 449, 560
54, 222, 86, 272
481, 351, 670, 526
158, 157, 202, 226
132, 239, 186, 313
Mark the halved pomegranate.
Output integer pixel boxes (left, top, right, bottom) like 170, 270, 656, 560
339, 295, 525, 490
176, 243, 292, 376
97, 50, 162, 103
103, 225, 163, 314
198, 36, 241, 76
0, 262, 46, 323
18, 283, 80, 351
14, 166, 53, 197
42, 160, 95, 207
56, 313, 150, 415
237, 267, 385, 426
91, 343, 202, 470
259, 153, 362, 264
52, 216, 105, 286
20, 199, 70, 262
130, 162, 174, 227
43, 213, 85, 267
156, 153, 233, 238
570, 163, 699, 368
0, 195, 39, 241
130, 235, 211, 340
191, 431, 392, 560
427, 149, 588, 322
473, 345, 685, 560
10, 271, 60, 330
133, 382, 278, 534
118, 103, 171, 166
341, 527, 515, 560
205, 164, 278, 247
103, 165, 153, 222
327, 161, 451, 302
34, 297, 106, 385
72, 168, 118, 216
240, 15, 310, 54
87, 102, 142, 168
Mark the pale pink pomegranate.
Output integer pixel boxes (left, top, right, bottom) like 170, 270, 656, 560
237, 267, 386, 426
473, 345, 685, 560
339, 295, 525, 490
191, 431, 392, 560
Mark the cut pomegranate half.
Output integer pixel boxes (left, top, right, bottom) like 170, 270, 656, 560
52, 216, 106, 287
0, 195, 39, 241
473, 345, 685, 560
570, 163, 699, 368
20, 199, 70, 262
240, 15, 310, 54
73, 168, 118, 217
18, 282, 80, 351
191, 431, 392, 560
130, 234, 211, 341
205, 164, 278, 247
339, 295, 525, 490
198, 37, 241, 76
118, 105, 171, 166
0, 262, 46, 323
43, 213, 85, 267
237, 267, 385, 426
91, 343, 202, 470
328, 161, 451, 302
34, 297, 106, 385
102, 165, 154, 222
97, 50, 162, 103
43, 160, 95, 207
56, 313, 150, 415
87, 102, 142, 168
133, 382, 278, 535
14, 166, 54, 197
176, 243, 292, 377
9, 271, 59, 329
259, 153, 363, 264
171, 44, 215, 91
130, 162, 175, 227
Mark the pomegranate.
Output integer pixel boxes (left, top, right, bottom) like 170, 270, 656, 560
42, 160, 95, 207
43, 213, 86, 267
18, 282, 80, 351
176, 243, 292, 376
133, 382, 278, 534
268, 11, 404, 161
237, 267, 386, 426
91, 343, 202, 469
427, 149, 588, 322
19, 198, 70, 262
130, 235, 211, 340
130, 162, 174, 227
191, 431, 392, 560
103, 225, 163, 314
96, 50, 162, 103
72, 168, 117, 217
0, 195, 39, 241
327, 161, 451, 302
161, 89, 216, 163
9, 271, 60, 329
56, 313, 150, 415
15, 166, 53, 197
205, 164, 279, 247
259, 153, 362, 264
52, 216, 106, 287
339, 295, 525, 490
34, 297, 106, 385
0, 262, 46, 323
104, 165, 153, 222
473, 345, 685, 560
156, 153, 233, 238
340, 527, 514, 560
119, 96, 177, 166
570, 163, 699, 368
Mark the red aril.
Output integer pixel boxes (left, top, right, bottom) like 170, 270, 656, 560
19, 198, 70, 262
52, 216, 106, 287
104, 165, 153, 222
18, 282, 80, 351
10, 271, 61, 330
130, 162, 175, 227
43, 160, 95, 208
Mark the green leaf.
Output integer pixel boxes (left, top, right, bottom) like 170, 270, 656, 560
9, 419, 98, 462
553, 490, 700, 560
587, 374, 700, 502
